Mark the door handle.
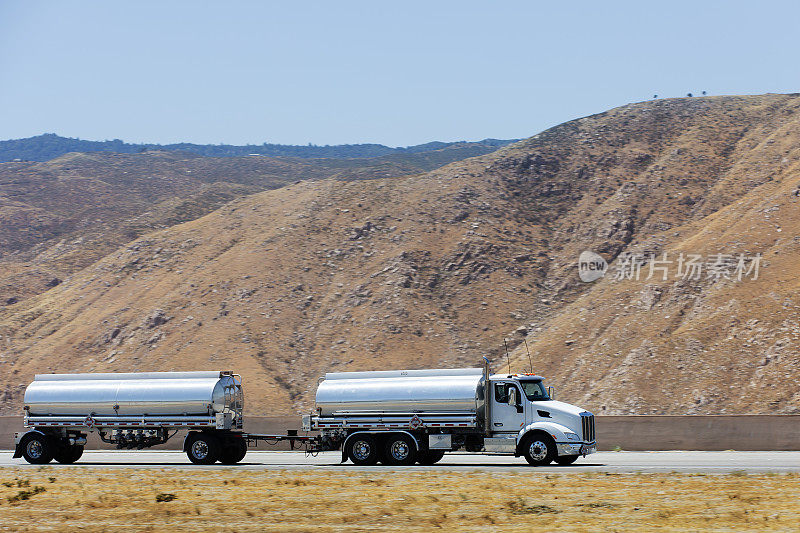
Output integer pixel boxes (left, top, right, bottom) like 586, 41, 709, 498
494, 423, 503, 426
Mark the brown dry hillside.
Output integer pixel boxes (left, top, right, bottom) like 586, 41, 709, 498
1, 94, 800, 416
0, 143, 501, 306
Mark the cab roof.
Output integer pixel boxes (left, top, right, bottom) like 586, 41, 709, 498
491, 373, 544, 380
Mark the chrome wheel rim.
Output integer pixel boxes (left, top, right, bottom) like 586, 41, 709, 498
390, 440, 410, 461
191, 440, 209, 460
26, 440, 43, 459
528, 440, 548, 462
352, 440, 371, 461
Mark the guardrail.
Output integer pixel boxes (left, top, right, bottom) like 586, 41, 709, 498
1, 415, 798, 451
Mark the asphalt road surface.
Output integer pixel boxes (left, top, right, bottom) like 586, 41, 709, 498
1, 450, 798, 473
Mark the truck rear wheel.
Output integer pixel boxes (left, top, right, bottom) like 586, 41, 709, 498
383, 434, 417, 466
186, 433, 220, 465
219, 437, 247, 464
346, 435, 378, 466
20, 433, 53, 464
54, 445, 84, 464
521, 433, 555, 466
417, 450, 445, 465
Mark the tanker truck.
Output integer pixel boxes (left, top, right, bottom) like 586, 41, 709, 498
13, 364, 596, 466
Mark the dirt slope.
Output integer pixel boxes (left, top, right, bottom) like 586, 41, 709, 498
1, 94, 799, 415
0, 145, 500, 306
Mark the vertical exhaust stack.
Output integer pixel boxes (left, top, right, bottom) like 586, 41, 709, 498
483, 356, 491, 436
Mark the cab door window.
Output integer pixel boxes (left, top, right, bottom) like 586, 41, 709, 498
494, 383, 508, 403
494, 383, 521, 405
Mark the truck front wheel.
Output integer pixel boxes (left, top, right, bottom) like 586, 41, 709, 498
521, 433, 555, 466
383, 434, 417, 466
346, 435, 379, 466
20, 433, 53, 464
186, 433, 220, 465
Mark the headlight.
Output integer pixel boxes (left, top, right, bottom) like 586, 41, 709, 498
565, 432, 580, 441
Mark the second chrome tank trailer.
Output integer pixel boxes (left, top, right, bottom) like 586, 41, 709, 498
14, 363, 596, 466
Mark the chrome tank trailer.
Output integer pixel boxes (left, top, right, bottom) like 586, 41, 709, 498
14, 370, 318, 466
315, 368, 485, 416
24, 371, 243, 421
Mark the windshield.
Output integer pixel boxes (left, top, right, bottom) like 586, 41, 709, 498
519, 380, 550, 401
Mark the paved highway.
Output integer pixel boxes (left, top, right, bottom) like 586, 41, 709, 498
1, 450, 798, 473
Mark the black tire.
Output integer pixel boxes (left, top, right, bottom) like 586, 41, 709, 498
54, 445, 84, 464
186, 433, 221, 465
346, 434, 379, 466
555, 454, 579, 466
20, 433, 54, 464
219, 437, 247, 464
382, 434, 417, 466
521, 433, 555, 466
417, 450, 445, 465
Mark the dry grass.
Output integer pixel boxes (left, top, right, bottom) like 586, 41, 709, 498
0, 468, 798, 531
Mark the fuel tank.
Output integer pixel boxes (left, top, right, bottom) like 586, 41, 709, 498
23, 371, 242, 418
315, 368, 484, 416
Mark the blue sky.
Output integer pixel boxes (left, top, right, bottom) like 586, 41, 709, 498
1, 1, 798, 146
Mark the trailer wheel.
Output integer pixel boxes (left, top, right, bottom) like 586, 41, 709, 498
186, 433, 220, 465
20, 433, 54, 464
346, 435, 378, 466
417, 450, 445, 465
555, 454, 579, 466
219, 437, 247, 464
383, 434, 417, 466
54, 445, 84, 464
520, 433, 555, 466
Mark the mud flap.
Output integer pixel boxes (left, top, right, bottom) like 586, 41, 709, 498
12, 431, 30, 458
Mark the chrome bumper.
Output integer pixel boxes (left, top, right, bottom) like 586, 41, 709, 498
556, 442, 597, 457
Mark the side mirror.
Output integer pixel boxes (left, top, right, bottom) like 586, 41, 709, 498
508, 388, 523, 413
547, 386, 555, 400
507, 388, 517, 406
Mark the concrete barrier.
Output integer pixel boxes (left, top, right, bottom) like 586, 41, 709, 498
596, 415, 800, 451
2, 415, 798, 452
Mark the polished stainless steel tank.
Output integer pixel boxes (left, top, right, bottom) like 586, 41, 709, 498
24, 371, 242, 418
315, 368, 484, 416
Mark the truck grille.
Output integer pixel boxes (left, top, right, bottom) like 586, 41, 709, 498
581, 413, 595, 442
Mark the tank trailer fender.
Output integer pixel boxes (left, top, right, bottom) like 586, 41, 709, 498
516, 422, 575, 455
341, 430, 420, 463
182, 431, 200, 452
13, 429, 46, 458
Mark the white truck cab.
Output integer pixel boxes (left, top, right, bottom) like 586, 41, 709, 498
485, 373, 596, 465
